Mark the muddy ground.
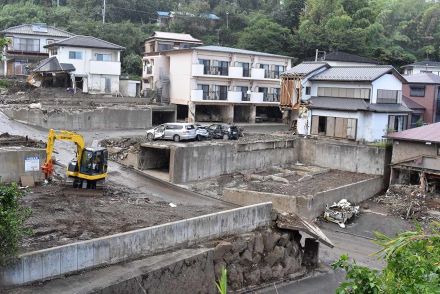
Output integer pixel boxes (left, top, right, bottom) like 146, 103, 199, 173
184, 165, 374, 199
20, 182, 224, 252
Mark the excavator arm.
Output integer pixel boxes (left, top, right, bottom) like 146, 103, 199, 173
41, 129, 85, 179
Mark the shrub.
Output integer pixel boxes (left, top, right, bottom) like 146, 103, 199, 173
0, 183, 31, 265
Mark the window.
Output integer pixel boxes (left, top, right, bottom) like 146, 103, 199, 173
260, 64, 269, 78
388, 115, 408, 132
238, 86, 249, 101
216, 85, 228, 100
272, 88, 280, 102
272, 65, 285, 79
377, 89, 401, 103
69, 51, 82, 60
185, 125, 195, 130
259, 87, 269, 100
410, 113, 423, 128
317, 87, 370, 99
305, 87, 311, 95
219, 61, 229, 76
157, 42, 172, 51
311, 116, 357, 139
199, 59, 210, 75
201, 84, 209, 99
13, 38, 39, 52
95, 53, 112, 61
409, 85, 425, 97
237, 62, 250, 77
49, 48, 57, 56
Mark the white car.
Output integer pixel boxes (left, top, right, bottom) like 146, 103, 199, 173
146, 123, 197, 142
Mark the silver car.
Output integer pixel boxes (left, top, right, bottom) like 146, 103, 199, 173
146, 123, 197, 142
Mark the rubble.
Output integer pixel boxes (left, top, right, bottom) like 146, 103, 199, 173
374, 184, 440, 223
323, 199, 360, 228
0, 132, 46, 148
101, 136, 148, 160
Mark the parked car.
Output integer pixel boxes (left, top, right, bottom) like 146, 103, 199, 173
207, 124, 242, 140
195, 124, 210, 141
146, 123, 197, 142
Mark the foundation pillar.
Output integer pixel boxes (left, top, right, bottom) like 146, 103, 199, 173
249, 105, 256, 123
188, 102, 196, 123
222, 104, 234, 124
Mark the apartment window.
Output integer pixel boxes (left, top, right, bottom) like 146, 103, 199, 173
410, 113, 423, 128
388, 115, 408, 132
201, 84, 209, 100
13, 38, 39, 52
305, 87, 311, 95
317, 87, 370, 99
95, 53, 112, 61
237, 62, 250, 77
199, 59, 210, 75
237, 86, 249, 101
272, 88, 280, 102
217, 85, 228, 100
409, 85, 425, 97
377, 89, 401, 103
69, 51, 82, 60
219, 61, 229, 76
260, 64, 269, 78
259, 87, 269, 100
272, 65, 285, 79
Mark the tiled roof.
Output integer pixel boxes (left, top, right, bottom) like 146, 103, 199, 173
1, 24, 73, 38
282, 62, 329, 76
309, 96, 412, 113
385, 122, 440, 143
402, 60, 440, 68
310, 65, 397, 81
402, 96, 426, 110
149, 31, 202, 43
403, 73, 440, 84
45, 35, 125, 50
193, 45, 291, 58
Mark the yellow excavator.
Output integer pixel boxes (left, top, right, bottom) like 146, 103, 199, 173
41, 129, 108, 189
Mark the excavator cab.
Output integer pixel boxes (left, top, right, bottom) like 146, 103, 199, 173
67, 147, 108, 188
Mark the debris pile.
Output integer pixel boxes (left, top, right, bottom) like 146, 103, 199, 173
0, 132, 46, 148
101, 136, 147, 160
323, 199, 359, 228
375, 184, 440, 222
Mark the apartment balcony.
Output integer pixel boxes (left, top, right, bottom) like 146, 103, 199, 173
191, 90, 228, 102
250, 92, 264, 103
251, 68, 265, 79
90, 61, 121, 75
229, 67, 243, 78
192, 64, 204, 76
227, 91, 243, 102
264, 93, 280, 103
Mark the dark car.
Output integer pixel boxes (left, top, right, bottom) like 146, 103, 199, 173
207, 124, 242, 140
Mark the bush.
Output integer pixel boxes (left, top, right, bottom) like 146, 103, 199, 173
0, 183, 31, 265
0, 79, 10, 88
332, 224, 440, 294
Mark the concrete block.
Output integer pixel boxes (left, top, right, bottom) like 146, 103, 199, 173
22, 254, 43, 283
172, 220, 188, 245
41, 249, 61, 279
109, 236, 125, 264
93, 239, 111, 266
77, 242, 94, 269
1, 259, 23, 286
60, 244, 78, 274
137, 228, 152, 255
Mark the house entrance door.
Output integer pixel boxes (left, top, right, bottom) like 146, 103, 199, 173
105, 78, 111, 93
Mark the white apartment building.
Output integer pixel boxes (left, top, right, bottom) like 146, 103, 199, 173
284, 62, 412, 142
402, 60, 440, 75
143, 34, 292, 123
35, 35, 124, 94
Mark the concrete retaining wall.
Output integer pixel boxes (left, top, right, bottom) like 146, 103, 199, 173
2, 108, 152, 130
224, 177, 384, 219
164, 139, 298, 183
0, 147, 46, 183
298, 138, 391, 176
0, 202, 273, 287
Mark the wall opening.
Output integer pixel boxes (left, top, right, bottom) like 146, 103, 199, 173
255, 106, 282, 123
138, 146, 171, 181
234, 105, 252, 123
195, 105, 232, 122
176, 105, 188, 121
152, 110, 175, 126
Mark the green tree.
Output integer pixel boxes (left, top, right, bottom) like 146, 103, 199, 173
333, 224, 440, 294
0, 183, 31, 265
122, 52, 142, 76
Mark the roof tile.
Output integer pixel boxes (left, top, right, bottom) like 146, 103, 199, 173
386, 122, 440, 143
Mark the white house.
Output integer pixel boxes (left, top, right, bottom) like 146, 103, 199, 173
284, 62, 412, 142
402, 60, 440, 76
0, 23, 73, 76
35, 35, 125, 94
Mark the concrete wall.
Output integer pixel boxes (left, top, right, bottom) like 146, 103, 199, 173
2, 107, 152, 130
0, 147, 46, 183
223, 177, 384, 219
298, 138, 391, 176
166, 139, 298, 183
391, 140, 439, 163
0, 203, 273, 287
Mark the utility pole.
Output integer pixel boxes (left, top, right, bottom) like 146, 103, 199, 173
226, 11, 229, 29
57, 0, 59, 7
102, 0, 106, 24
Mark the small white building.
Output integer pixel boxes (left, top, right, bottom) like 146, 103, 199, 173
402, 60, 440, 76
285, 62, 412, 142
39, 35, 125, 94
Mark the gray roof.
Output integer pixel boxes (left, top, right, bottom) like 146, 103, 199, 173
282, 62, 329, 76
32, 56, 75, 73
193, 45, 291, 58
402, 60, 440, 68
402, 96, 425, 110
403, 72, 440, 84
309, 96, 412, 113
1, 24, 73, 38
310, 65, 398, 82
45, 35, 125, 50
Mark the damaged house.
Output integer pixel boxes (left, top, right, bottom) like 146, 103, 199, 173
386, 123, 440, 192
32, 35, 125, 94
281, 62, 412, 141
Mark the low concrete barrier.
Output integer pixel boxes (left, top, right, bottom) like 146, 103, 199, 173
0, 202, 272, 287
224, 177, 384, 219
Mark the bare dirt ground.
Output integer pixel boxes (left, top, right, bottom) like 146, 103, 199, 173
20, 181, 224, 253
185, 165, 374, 199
